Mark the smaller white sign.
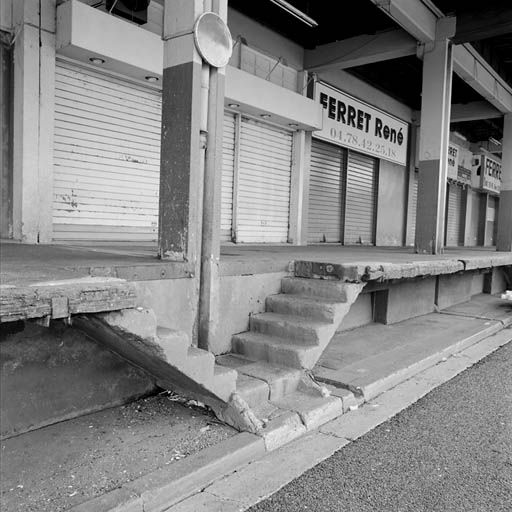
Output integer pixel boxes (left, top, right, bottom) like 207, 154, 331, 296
472, 155, 502, 194
481, 156, 502, 194
447, 143, 459, 181
457, 146, 472, 186
314, 82, 409, 165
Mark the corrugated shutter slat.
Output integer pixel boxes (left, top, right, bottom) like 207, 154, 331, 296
445, 183, 464, 246
308, 139, 346, 243
221, 112, 236, 242
236, 118, 292, 243
53, 60, 161, 243
344, 151, 377, 245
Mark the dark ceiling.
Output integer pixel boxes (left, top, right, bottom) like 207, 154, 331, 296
228, 0, 396, 49
432, 0, 512, 85
229, 0, 511, 142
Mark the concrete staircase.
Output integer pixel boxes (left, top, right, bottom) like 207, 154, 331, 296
215, 277, 365, 446
74, 276, 365, 440
232, 277, 364, 369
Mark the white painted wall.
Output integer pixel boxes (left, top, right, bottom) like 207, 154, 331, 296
318, 69, 414, 124
0, 0, 14, 32
227, 8, 304, 70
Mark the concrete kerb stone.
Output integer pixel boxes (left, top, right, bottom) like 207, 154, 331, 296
170, 328, 512, 512
71, 322, 512, 512
351, 320, 504, 401
68, 432, 265, 512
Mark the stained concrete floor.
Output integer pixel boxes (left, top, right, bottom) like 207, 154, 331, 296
251, 341, 512, 512
314, 294, 512, 398
0, 394, 236, 512
1, 240, 508, 287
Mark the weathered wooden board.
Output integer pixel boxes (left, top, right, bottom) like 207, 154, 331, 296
0, 278, 137, 323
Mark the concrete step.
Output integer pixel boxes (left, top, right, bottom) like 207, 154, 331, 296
234, 373, 270, 408
234, 361, 302, 401
179, 347, 215, 387
209, 365, 238, 402
266, 294, 346, 323
216, 354, 271, 408
232, 331, 318, 369
270, 391, 343, 430
155, 326, 189, 362
281, 277, 353, 301
250, 312, 333, 344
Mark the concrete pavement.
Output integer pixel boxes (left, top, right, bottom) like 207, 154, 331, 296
169, 327, 511, 511
250, 336, 512, 512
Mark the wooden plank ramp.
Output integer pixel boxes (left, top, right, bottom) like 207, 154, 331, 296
0, 277, 137, 323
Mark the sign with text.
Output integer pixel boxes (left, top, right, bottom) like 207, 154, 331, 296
481, 155, 502, 194
314, 82, 409, 166
447, 142, 472, 186
447, 143, 459, 180
457, 146, 472, 186
472, 155, 502, 194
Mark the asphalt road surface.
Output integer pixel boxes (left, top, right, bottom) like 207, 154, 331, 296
250, 341, 512, 512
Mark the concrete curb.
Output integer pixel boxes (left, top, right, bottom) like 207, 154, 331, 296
70, 322, 511, 512
168, 327, 512, 512
69, 432, 265, 512
350, 320, 504, 401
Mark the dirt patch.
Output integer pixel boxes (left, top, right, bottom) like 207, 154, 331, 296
0, 393, 236, 511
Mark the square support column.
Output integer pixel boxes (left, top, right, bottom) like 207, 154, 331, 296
158, 0, 204, 263
159, 0, 228, 352
12, 0, 55, 243
415, 18, 455, 254
496, 113, 512, 251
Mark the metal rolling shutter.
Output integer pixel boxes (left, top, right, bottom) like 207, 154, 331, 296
445, 183, 464, 246
220, 112, 236, 242
308, 139, 346, 243
236, 117, 292, 243
344, 151, 378, 245
486, 195, 498, 246
467, 190, 481, 246
53, 59, 162, 243
406, 171, 419, 244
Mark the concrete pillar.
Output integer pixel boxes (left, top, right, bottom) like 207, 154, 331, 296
159, 0, 227, 351
158, 0, 204, 262
496, 113, 512, 251
289, 71, 312, 246
415, 18, 455, 254
1, 32, 13, 239
288, 130, 309, 245
12, 0, 55, 243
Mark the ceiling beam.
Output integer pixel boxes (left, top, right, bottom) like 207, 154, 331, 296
453, 44, 512, 114
370, 0, 436, 43
304, 29, 417, 72
453, 7, 512, 44
450, 101, 503, 123
370, 0, 512, 114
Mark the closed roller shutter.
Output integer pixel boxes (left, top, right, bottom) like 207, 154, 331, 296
221, 112, 236, 242
467, 190, 481, 246
236, 117, 292, 243
406, 171, 419, 245
344, 151, 378, 245
53, 59, 162, 243
445, 183, 464, 246
308, 139, 346, 243
486, 195, 498, 246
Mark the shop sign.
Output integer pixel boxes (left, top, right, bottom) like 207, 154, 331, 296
448, 143, 472, 186
447, 143, 459, 180
472, 155, 502, 194
315, 82, 408, 166
456, 147, 472, 186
